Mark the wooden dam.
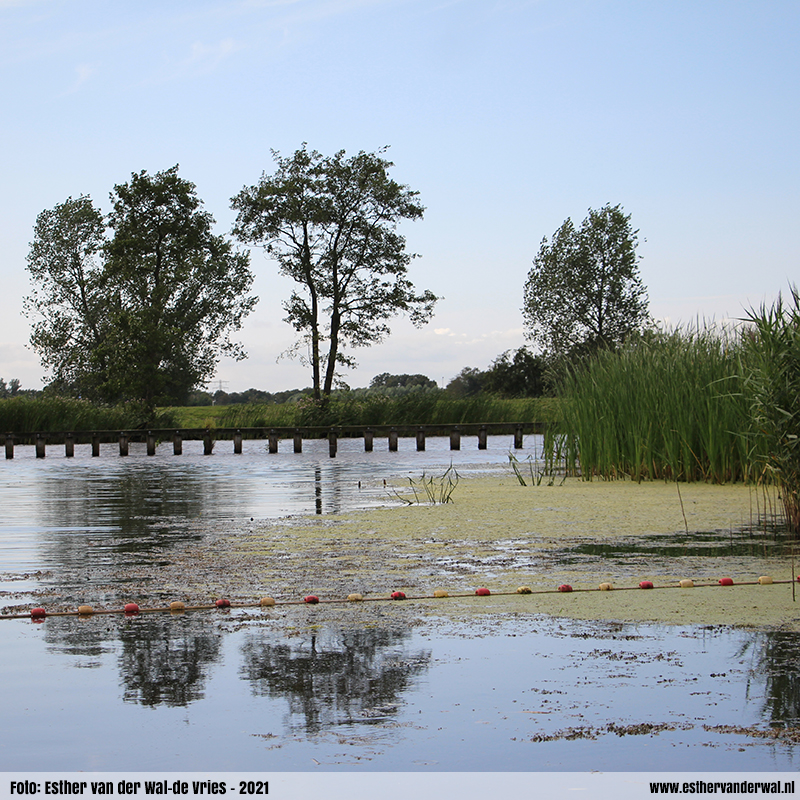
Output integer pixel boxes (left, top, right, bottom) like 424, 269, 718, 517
2, 422, 544, 459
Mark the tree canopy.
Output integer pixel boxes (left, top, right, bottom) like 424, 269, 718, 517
24, 167, 257, 407
522, 204, 649, 358
231, 145, 438, 399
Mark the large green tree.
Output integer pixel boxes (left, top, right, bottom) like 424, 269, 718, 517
523, 204, 649, 358
231, 145, 438, 399
24, 195, 110, 398
24, 167, 257, 407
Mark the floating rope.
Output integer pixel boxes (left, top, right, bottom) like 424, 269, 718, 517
1, 575, 794, 621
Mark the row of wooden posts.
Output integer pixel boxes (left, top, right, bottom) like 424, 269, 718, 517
2, 424, 537, 460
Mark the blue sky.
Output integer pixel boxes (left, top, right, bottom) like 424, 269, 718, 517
1, 0, 798, 392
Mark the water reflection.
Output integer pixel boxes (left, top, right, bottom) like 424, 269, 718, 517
240, 626, 431, 733
118, 616, 223, 707
743, 631, 800, 727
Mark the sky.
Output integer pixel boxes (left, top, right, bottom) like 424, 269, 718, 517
1, 0, 798, 393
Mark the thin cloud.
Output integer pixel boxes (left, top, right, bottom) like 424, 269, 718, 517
181, 37, 241, 75
60, 63, 94, 95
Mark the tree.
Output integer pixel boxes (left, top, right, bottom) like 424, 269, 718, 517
370, 373, 437, 390
24, 167, 257, 407
482, 347, 547, 397
24, 195, 109, 398
522, 204, 649, 358
445, 367, 485, 397
231, 145, 438, 400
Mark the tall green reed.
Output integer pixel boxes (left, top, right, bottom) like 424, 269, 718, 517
544, 327, 754, 483
743, 288, 800, 532
214, 394, 558, 430
0, 397, 178, 432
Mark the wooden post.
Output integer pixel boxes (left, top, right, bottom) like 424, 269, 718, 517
514, 425, 524, 449
450, 426, 461, 451
36, 434, 46, 458
65, 433, 75, 458
328, 430, 338, 458
293, 429, 302, 453
268, 429, 279, 454
5, 433, 14, 460
234, 430, 243, 454
91, 435, 100, 457
364, 428, 373, 452
173, 431, 183, 455
203, 429, 214, 455
118, 433, 129, 457
416, 427, 426, 451
388, 427, 398, 452
146, 432, 156, 456
478, 425, 487, 450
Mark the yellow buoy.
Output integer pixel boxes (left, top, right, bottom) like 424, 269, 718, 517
77, 605, 94, 615
169, 601, 185, 612
433, 589, 449, 598
347, 593, 363, 602
679, 579, 694, 588
599, 582, 613, 591
758, 575, 773, 585
516, 586, 532, 594
259, 597, 276, 607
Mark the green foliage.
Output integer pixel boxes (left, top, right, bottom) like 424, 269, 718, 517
445, 367, 485, 398
212, 393, 557, 429
0, 378, 22, 398
546, 327, 753, 483
482, 347, 547, 397
0, 397, 177, 433
743, 288, 800, 531
523, 204, 649, 358
24, 168, 257, 409
232, 145, 438, 398
370, 373, 438, 391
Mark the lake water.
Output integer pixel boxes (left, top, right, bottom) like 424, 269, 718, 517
1, 436, 799, 772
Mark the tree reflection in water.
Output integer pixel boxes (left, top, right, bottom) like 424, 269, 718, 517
118, 616, 223, 707
240, 627, 431, 734
743, 630, 800, 727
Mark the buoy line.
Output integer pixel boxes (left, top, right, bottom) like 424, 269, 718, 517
0, 575, 795, 621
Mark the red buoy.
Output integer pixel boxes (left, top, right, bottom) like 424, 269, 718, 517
558, 584, 573, 593
718, 577, 734, 586
475, 587, 491, 596
304, 595, 320, 604
30, 608, 46, 618
391, 591, 406, 600
124, 603, 139, 615
639, 580, 654, 590
215, 598, 231, 608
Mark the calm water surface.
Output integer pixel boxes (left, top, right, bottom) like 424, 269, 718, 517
1, 436, 799, 771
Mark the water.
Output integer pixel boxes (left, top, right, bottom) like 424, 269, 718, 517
1, 436, 799, 771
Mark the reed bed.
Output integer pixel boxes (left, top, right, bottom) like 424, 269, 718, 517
0, 397, 177, 433
546, 328, 755, 483
212, 393, 559, 431
744, 289, 800, 531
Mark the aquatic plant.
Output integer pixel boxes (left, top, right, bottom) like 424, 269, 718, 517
0, 396, 177, 433
211, 394, 559, 430
544, 327, 754, 483
392, 464, 460, 505
743, 288, 800, 532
